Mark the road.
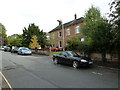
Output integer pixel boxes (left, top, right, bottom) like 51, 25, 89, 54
1, 50, 119, 88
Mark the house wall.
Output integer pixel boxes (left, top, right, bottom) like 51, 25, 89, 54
50, 22, 84, 48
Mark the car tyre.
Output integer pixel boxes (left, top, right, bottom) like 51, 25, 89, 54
53, 58, 59, 64
73, 61, 79, 68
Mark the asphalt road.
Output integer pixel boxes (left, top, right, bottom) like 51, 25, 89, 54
1, 50, 119, 88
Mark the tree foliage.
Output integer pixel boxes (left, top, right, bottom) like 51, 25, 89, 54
7, 34, 22, 47
66, 6, 111, 62
82, 6, 111, 62
0, 23, 8, 46
109, 0, 120, 61
0, 23, 7, 39
29, 35, 40, 49
22, 23, 47, 48
66, 36, 93, 56
109, 0, 120, 51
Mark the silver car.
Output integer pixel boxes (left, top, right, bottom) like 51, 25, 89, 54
17, 47, 32, 55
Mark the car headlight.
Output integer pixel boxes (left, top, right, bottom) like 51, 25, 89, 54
81, 59, 88, 63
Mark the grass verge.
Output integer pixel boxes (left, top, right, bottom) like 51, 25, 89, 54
52, 52, 61, 55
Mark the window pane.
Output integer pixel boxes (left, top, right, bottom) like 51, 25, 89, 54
59, 41, 62, 47
81, 38, 84, 41
66, 28, 70, 36
75, 26, 80, 34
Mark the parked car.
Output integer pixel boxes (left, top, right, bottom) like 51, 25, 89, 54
53, 51, 93, 68
17, 47, 32, 55
0, 46, 5, 51
4, 47, 11, 52
11, 47, 19, 53
51, 47, 61, 51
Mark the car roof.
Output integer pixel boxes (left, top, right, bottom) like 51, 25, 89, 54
66, 51, 73, 52
60, 51, 72, 54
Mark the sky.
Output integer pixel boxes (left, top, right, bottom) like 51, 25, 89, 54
0, 0, 111, 36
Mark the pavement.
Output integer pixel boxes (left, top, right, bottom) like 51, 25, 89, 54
0, 50, 11, 90
0, 72, 11, 90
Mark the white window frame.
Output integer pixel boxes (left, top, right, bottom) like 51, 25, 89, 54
58, 31, 62, 37
75, 26, 80, 34
59, 41, 62, 48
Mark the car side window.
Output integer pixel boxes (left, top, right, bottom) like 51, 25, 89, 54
61, 52, 68, 57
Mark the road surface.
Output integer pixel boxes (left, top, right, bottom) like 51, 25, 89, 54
1, 50, 119, 88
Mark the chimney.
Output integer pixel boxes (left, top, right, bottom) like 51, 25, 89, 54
57, 20, 62, 25
74, 14, 77, 20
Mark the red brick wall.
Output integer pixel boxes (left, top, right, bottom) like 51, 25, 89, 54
51, 22, 83, 48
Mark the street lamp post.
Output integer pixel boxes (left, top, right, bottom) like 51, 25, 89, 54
57, 20, 65, 51
62, 23, 65, 51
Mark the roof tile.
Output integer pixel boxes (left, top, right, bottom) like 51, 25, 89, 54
49, 17, 84, 33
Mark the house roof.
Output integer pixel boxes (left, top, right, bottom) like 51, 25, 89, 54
49, 17, 84, 33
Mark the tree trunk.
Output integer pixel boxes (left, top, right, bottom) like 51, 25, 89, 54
101, 52, 107, 63
117, 50, 120, 69
35, 47, 37, 52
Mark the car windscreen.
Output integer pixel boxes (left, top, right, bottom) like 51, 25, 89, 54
22, 48, 29, 50
14, 47, 19, 49
67, 52, 80, 57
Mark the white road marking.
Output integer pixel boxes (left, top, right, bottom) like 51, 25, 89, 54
0, 72, 13, 90
92, 72, 97, 74
92, 72, 103, 75
17, 55, 41, 58
97, 73, 103, 75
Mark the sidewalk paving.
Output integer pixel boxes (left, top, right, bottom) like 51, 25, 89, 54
0, 73, 11, 90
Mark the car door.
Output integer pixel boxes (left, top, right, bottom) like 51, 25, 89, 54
63, 52, 76, 65
18, 49, 22, 54
60, 52, 72, 64
57, 52, 66, 64
55, 53, 64, 63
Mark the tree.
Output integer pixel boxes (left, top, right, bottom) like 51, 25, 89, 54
0, 23, 8, 46
109, 0, 120, 61
66, 36, 93, 56
0, 23, 7, 39
82, 6, 111, 62
22, 23, 47, 48
7, 34, 22, 47
109, 1, 120, 49
29, 35, 40, 49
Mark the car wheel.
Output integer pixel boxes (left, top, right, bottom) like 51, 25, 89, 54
73, 61, 79, 68
53, 58, 59, 64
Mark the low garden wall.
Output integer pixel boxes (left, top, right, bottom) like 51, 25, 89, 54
31, 49, 119, 62
31, 49, 50, 56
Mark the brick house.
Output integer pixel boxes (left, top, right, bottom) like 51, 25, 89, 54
49, 15, 84, 49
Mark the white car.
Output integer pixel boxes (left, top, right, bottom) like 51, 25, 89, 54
17, 47, 32, 55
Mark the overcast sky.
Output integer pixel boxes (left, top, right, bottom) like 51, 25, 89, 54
0, 0, 111, 36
